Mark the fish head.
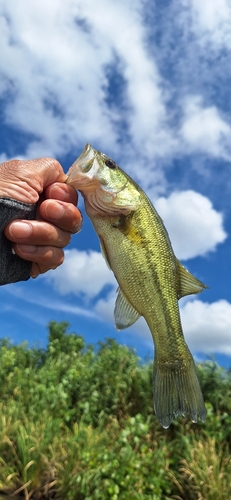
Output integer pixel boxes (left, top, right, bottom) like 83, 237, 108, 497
66, 144, 141, 215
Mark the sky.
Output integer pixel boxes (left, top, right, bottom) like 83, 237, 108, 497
0, 0, 231, 367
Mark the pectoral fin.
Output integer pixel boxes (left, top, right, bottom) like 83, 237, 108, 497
114, 288, 140, 330
176, 259, 208, 299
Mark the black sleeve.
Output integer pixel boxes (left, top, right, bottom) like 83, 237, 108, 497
0, 197, 37, 285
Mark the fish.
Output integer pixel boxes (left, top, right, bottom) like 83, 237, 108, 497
66, 143, 207, 428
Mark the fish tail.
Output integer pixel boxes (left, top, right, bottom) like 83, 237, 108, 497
153, 350, 206, 429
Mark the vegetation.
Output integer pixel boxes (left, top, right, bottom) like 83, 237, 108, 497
0, 321, 231, 499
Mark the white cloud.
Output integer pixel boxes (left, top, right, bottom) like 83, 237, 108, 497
181, 299, 231, 354
180, 96, 231, 160
12, 283, 97, 318
189, 0, 231, 48
0, 1, 116, 156
0, 0, 169, 162
46, 249, 116, 297
94, 290, 116, 324
0, 0, 230, 188
155, 190, 227, 260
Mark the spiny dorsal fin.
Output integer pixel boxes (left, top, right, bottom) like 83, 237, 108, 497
176, 259, 208, 299
114, 288, 140, 330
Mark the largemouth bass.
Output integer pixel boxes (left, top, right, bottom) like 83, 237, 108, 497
66, 144, 207, 428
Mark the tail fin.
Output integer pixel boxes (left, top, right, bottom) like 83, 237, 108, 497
153, 351, 206, 429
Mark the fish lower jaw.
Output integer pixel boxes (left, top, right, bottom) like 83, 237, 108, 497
67, 174, 101, 192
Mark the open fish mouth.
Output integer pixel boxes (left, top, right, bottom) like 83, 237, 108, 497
75, 143, 95, 173
66, 143, 96, 185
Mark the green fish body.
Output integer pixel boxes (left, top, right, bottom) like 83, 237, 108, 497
66, 144, 207, 428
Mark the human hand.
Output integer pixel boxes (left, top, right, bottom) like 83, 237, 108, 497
0, 158, 82, 279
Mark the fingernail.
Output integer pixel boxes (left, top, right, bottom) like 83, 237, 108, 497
73, 218, 83, 233
71, 210, 83, 234
9, 221, 32, 238
49, 185, 66, 198
73, 209, 83, 233
16, 244, 36, 253
45, 202, 65, 219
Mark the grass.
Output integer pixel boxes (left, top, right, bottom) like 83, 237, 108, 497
171, 433, 231, 500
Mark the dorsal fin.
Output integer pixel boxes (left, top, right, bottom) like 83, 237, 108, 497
176, 259, 208, 299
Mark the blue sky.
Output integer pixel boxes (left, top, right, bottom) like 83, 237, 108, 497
0, 0, 231, 366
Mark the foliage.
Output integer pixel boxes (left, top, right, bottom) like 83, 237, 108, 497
0, 321, 231, 499
175, 434, 231, 500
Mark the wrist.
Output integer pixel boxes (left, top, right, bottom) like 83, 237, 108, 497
0, 197, 37, 284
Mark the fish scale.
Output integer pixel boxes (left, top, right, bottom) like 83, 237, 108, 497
66, 143, 207, 428
94, 202, 181, 353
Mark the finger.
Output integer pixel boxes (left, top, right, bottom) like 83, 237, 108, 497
45, 182, 78, 205
14, 244, 65, 275
39, 200, 82, 233
30, 263, 41, 278
0, 158, 66, 203
24, 158, 67, 192
5, 220, 71, 248
30, 261, 61, 278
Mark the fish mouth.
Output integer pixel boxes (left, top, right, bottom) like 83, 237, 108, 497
66, 144, 97, 187
75, 143, 95, 173
67, 144, 127, 195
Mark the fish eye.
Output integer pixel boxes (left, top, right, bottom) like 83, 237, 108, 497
105, 158, 117, 169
